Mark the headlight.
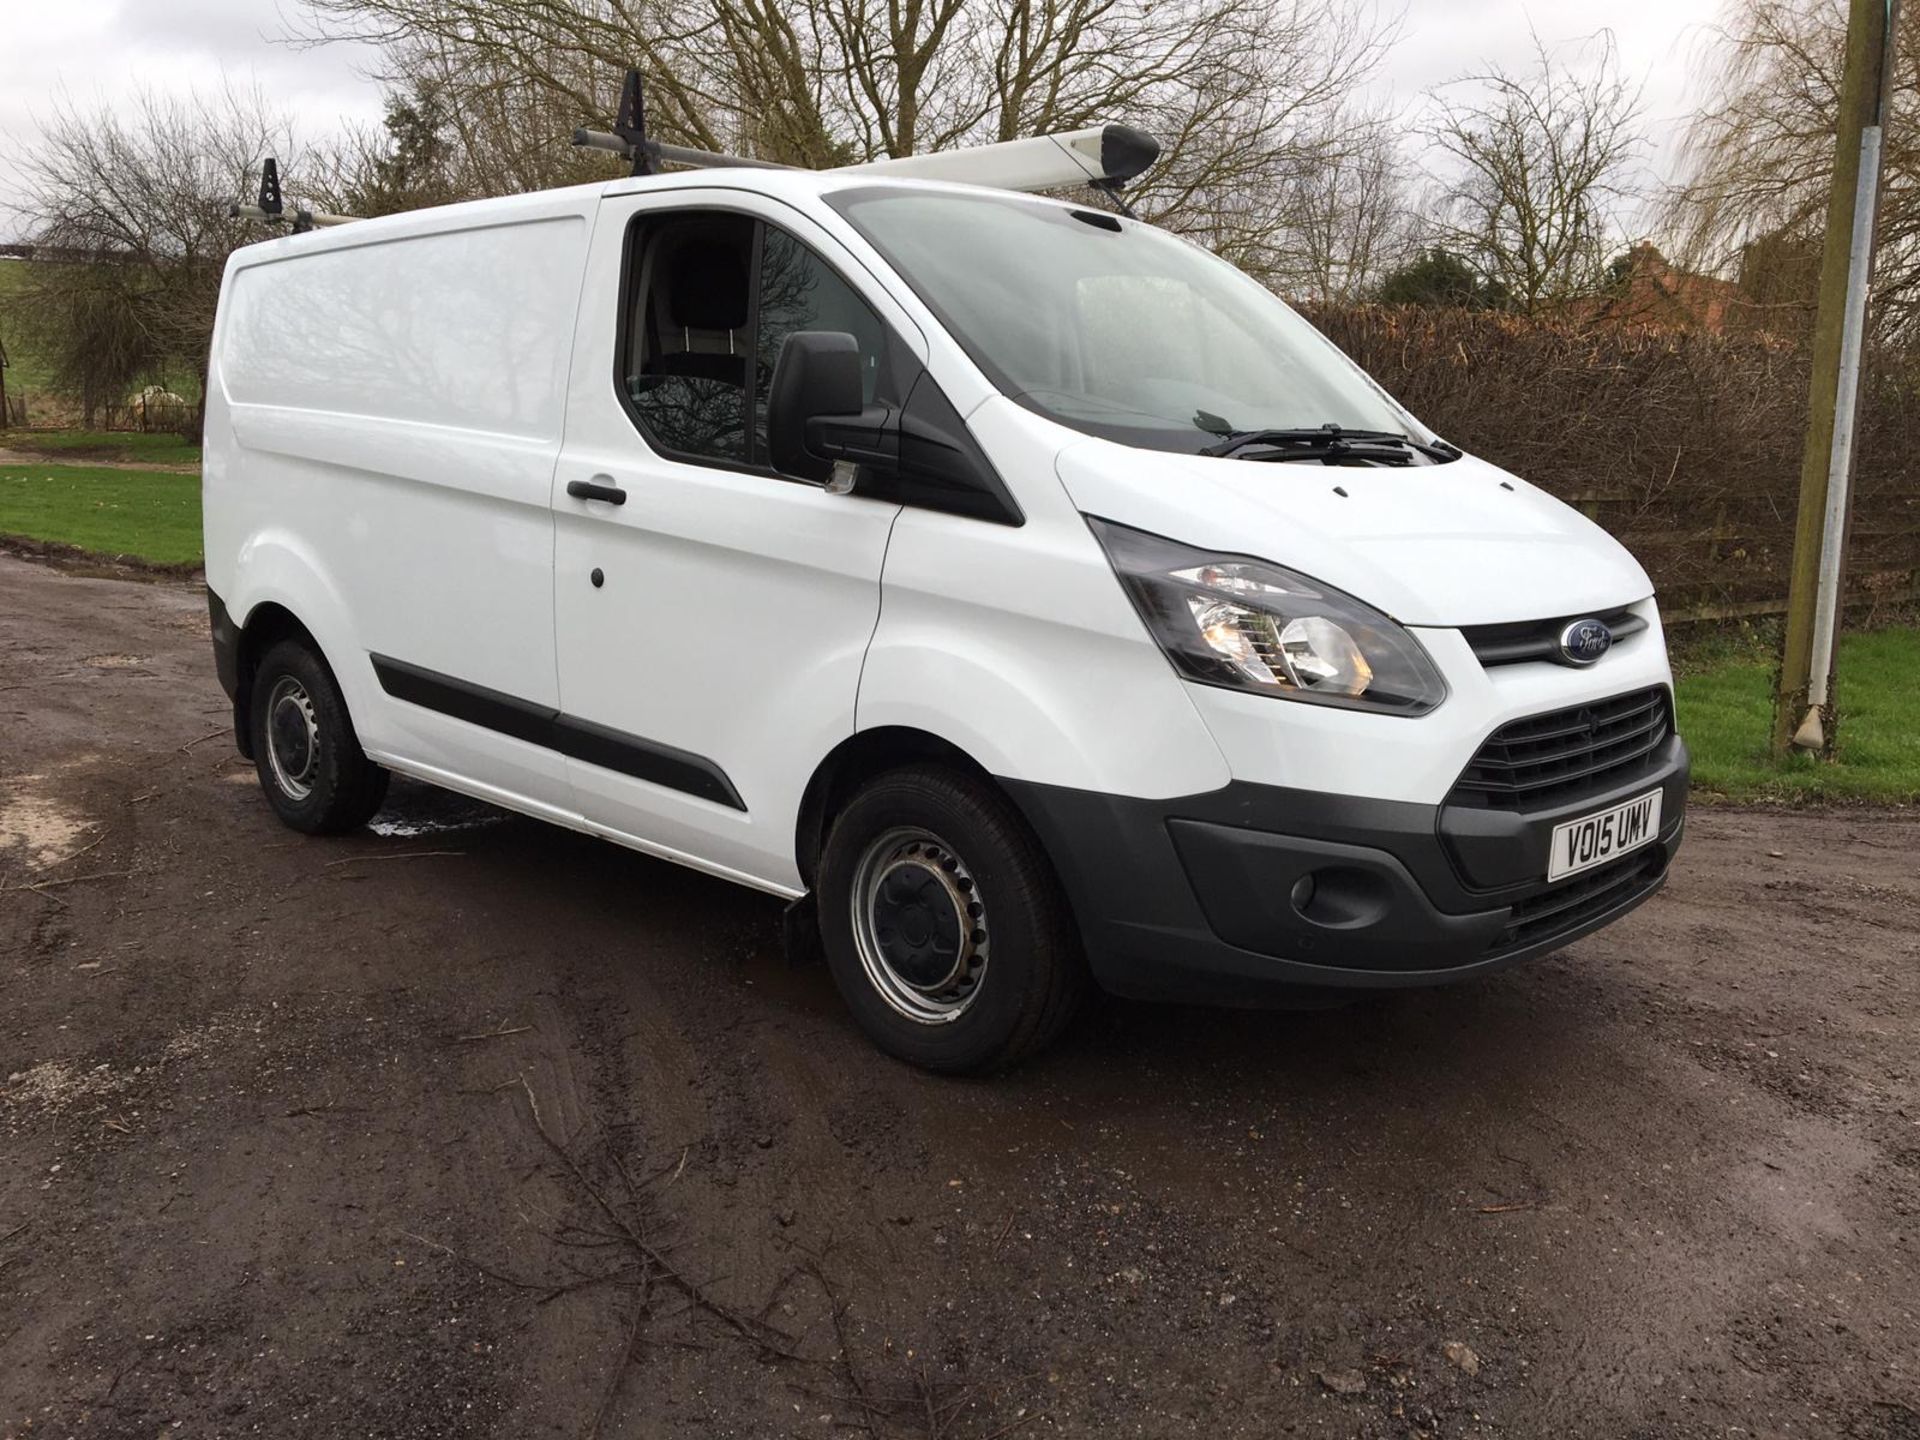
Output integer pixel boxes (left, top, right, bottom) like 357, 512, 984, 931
1088, 517, 1447, 715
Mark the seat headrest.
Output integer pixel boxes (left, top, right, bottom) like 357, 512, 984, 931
665, 240, 749, 331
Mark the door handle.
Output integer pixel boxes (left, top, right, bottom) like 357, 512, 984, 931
567, 478, 628, 506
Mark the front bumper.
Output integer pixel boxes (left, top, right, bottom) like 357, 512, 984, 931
1002, 733, 1687, 1005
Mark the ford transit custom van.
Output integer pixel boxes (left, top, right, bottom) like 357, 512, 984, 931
204, 158, 1687, 1072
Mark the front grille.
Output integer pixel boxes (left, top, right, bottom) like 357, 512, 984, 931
1488, 848, 1668, 954
1450, 687, 1671, 810
1460, 607, 1648, 667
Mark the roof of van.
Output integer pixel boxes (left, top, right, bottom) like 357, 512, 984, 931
223, 167, 1093, 268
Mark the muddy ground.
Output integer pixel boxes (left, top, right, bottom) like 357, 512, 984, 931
1, 552, 1916, 1440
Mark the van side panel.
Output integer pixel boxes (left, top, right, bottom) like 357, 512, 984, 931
208, 202, 595, 812
220, 218, 580, 440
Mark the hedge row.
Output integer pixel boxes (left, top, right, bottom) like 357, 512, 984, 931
1300, 304, 1920, 622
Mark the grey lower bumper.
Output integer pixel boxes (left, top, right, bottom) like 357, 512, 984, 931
1001, 736, 1688, 1005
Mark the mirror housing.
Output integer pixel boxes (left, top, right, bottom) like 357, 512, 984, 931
766, 329, 1025, 526
767, 331, 873, 483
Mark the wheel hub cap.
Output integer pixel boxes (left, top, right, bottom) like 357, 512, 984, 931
872, 859, 968, 991
850, 828, 989, 1025
265, 677, 320, 801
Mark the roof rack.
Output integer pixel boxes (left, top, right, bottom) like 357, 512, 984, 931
232, 72, 1161, 237
230, 158, 360, 233
574, 69, 1159, 212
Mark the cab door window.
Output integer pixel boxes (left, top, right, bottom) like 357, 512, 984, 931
753, 226, 889, 458
623, 212, 755, 464
620, 211, 889, 474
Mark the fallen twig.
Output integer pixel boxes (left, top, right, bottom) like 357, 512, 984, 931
808, 1260, 878, 1438
0, 1221, 29, 1247
512, 1076, 805, 1361
393, 1227, 593, 1302
586, 1293, 651, 1440
454, 1025, 533, 1043
178, 728, 226, 752
988, 1210, 1017, 1260
1475, 1201, 1535, 1214
979, 1409, 1049, 1440
2, 868, 138, 894
284, 1094, 351, 1118
0, 671, 81, 692
47, 831, 107, 868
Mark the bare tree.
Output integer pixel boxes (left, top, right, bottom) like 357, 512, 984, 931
14, 87, 310, 426
294, 0, 1401, 284
325, 40, 630, 216
1423, 31, 1644, 315
1266, 105, 1422, 301
1669, 0, 1920, 339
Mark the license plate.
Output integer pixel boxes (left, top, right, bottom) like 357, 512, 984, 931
1547, 790, 1662, 881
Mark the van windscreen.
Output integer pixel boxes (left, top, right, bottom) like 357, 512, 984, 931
827, 187, 1429, 456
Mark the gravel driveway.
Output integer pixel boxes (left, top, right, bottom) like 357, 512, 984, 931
2, 552, 1916, 1439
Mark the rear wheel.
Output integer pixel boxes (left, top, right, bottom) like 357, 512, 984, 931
248, 639, 388, 834
817, 765, 1087, 1073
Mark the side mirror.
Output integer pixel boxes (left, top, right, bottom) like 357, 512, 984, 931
767, 331, 870, 483
765, 331, 1024, 526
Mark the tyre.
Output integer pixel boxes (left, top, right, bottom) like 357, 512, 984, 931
817, 764, 1088, 1073
248, 638, 389, 835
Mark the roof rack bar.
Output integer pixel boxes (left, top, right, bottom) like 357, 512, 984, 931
579, 68, 1160, 199
572, 128, 796, 174
229, 157, 361, 234
231, 202, 359, 229
573, 68, 800, 178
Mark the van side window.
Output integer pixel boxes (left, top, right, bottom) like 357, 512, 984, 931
623, 213, 755, 464
753, 227, 888, 459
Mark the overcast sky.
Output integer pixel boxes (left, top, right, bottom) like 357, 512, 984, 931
0, 0, 1729, 240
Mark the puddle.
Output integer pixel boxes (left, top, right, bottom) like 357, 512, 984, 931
367, 782, 507, 838
0, 783, 96, 870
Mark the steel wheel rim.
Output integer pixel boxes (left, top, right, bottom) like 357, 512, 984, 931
265, 676, 320, 802
849, 826, 988, 1025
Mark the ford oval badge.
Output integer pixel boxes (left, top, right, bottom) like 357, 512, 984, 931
1558, 618, 1614, 666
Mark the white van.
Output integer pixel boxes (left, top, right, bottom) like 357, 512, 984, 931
203, 144, 1687, 1072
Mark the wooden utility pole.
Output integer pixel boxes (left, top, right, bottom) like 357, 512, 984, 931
1775, 0, 1901, 753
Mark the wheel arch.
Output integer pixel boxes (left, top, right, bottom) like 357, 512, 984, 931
793, 726, 996, 891
223, 533, 361, 759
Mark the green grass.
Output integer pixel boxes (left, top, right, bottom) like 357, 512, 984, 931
0, 463, 202, 566
1676, 626, 1920, 804
2, 430, 202, 466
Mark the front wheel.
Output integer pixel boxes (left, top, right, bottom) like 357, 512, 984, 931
817, 765, 1087, 1073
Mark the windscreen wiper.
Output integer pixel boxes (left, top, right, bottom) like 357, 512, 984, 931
1199, 424, 1460, 463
